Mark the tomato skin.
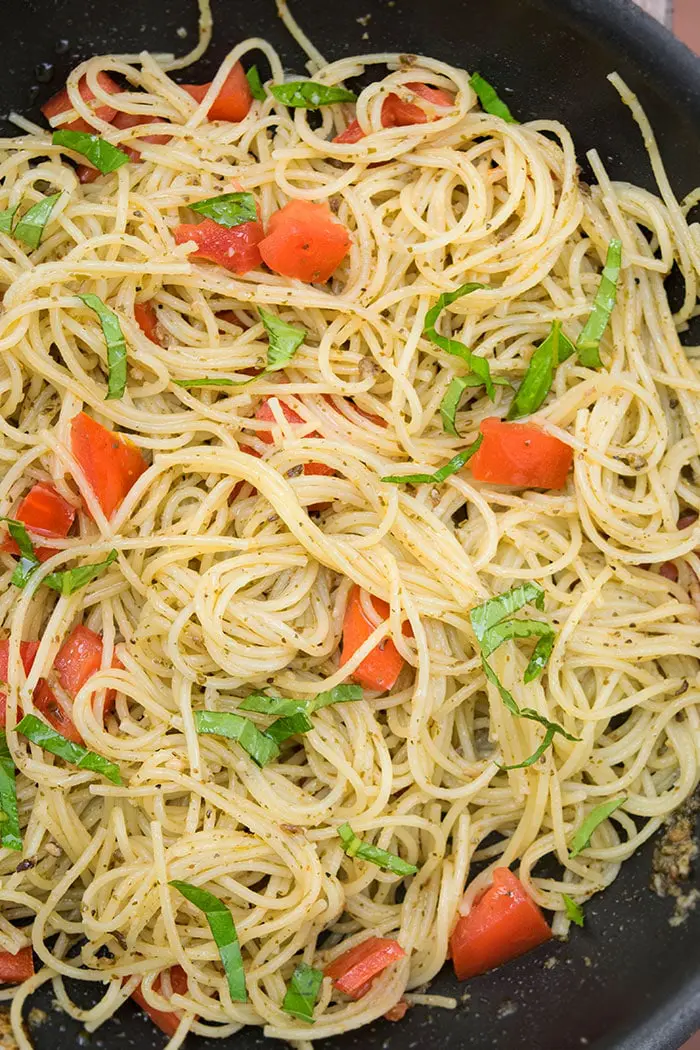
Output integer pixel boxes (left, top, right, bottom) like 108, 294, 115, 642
326, 937, 406, 998
469, 417, 573, 490
254, 399, 335, 480
381, 93, 427, 128
0, 947, 34, 984
54, 625, 117, 712
333, 118, 365, 144
32, 678, 83, 745
70, 413, 148, 520
41, 72, 122, 132
174, 217, 264, 275
134, 302, 161, 345
0, 483, 76, 561
384, 999, 410, 1021
406, 82, 455, 107
182, 62, 252, 122
259, 200, 351, 283
339, 585, 406, 692
450, 868, 552, 981
131, 966, 189, 1036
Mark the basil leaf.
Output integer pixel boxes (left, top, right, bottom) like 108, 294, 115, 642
78, 293, 127, 400
264, 711, 314, 747
424, 284, 496, 400
170, 880, 246, 1002
310, 684, 363, 711
190, 192, 257, 229
259, 308, 306, 371
13, 193, 62, 251
173, 377, 237, 388
507, 321, 575, 420
569, 798, 626, 858
0, 206, 18, 235
2, 519, 41, 588
246, 65, 266, 102
469, 73, 518, 124
194, 710, 280, 767
338, 822, 418, 877
271, 81, 356, 108
470, 582, 545, 643
0, 732, 22, 851
43, 549, 118, 596
381, 432, 483, 485
479, 618, 555, 683
440, 374, 509, 437
53, 129, 129, 174
241, 683, 362, 718
563, 894, 585, 927
17, 713, 122, 783
576, 239, 622, 369
282, 963, 324, 1023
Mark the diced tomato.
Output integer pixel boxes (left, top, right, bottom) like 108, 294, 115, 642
0, 947, 34, 984
70, 413, 148, 520
381, 93, 427, 128
258, 200, 351, 284
333, 118, 366, 144
469, 418, 573, 490
32, 678, 83, 745
254, 399, 335, 480
111, 110, 172, 156
54, 624, 117, 714
182, 62, 252, 123
384, 999, 410, 1022
174, 216, 263, 275
0, 641, 40, 728
134, 302, 161, 345
41, 72, 122, 132
76, 165, 101, 184
406, 82, 455, 107
131, 965, 189, 1036
339, 585, 409, 692
0, 482, 76, 561
326, 937, 406, 999
450, 868, 552, 981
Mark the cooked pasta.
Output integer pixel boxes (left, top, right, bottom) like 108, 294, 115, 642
0, 3, 698, 1047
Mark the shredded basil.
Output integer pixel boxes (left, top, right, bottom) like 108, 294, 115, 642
190, 191, 257, 229
2, 519, 41, 588
194, 710, 280, 767
246, 65, 266, 101
53, 129, 130, 174
170, 880, 246, 1002
469, 584, 579, 769
563, 893, 585, 927
0, 206, 18, 235
576, 239, 622, 369
271, 81, 356, 108
338, 822, 418, 876
264, 711, 314, 747
381, 433, 483, 485
78, 294, 127, 400
241, 684, 362, 718
507, 321, 575, 420
440, 374, 509, 437
282, 963, 324, 1022
17, 713, 122, 783
0, 732, 22, 851
173, 377, 237, 388
43, 549, 118, 596
569, 798, 626, 858
469, 73, 518, 123
424, 284, 497, 400
13, 193, 62, 251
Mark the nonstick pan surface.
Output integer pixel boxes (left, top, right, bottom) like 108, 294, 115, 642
3, 1, 700, 1048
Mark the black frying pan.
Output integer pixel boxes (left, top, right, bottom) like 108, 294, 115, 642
5, 1, 700, 1048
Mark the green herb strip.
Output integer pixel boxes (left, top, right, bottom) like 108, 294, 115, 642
271, 81, 356, 108
0, 206, 18, 235
14, 193, 62, 251
424, 284, 497, 399
507, 321, 576, 420
194, 710, 280, 767
78, 294, 127, 400
563, 894, 585, 927
338, 822, 418, 876
440, 374, 509, 436
170, 880, 246, 1002
469, 583, 579, 770
17, 713, 122, 783
52, 129, 130, 174
381, 432, 483, 485
282, 963, 324, 1022
190, 191, 257, 229
0, 732, 22, 851
569, 798, 626, 858
576, 239, 622, 369
468, 73, 518, 123
246, 66, 266, 101
2, 519, 41, 588
43, 549, 118, 596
